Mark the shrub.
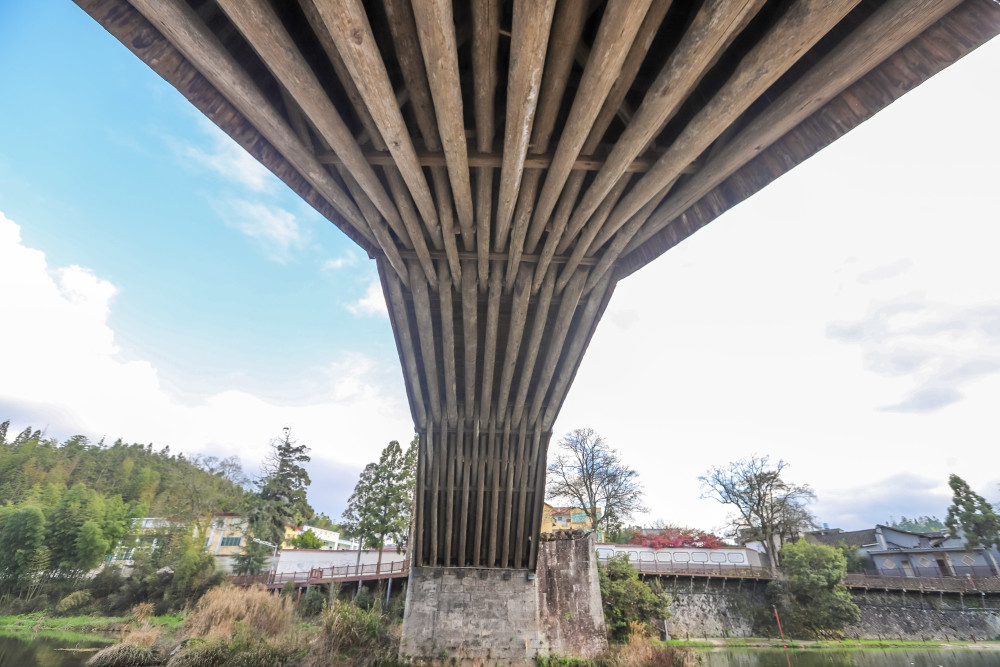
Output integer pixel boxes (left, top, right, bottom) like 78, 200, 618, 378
300, 586, 326, 617
56, 590, 92, 613
183, 584, 293, 641
87, 642, 158, 667
598, 554, 670, 642
166, 632, 302, 667
302, 598, 398, 666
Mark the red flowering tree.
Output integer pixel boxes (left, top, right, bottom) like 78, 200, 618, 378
628, 525, 725, 549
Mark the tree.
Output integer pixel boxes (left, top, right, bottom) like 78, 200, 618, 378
290, 528, 324, 549
945, 474, 1000, 573
0, 505, 47, 595
888, 514, 946, 533
598, 553, 670, 641
341, 439, 417, 568
700, 455, 815, 569
232, 538, 272, 576
766, 538, 859, 638
546, 428, 646, 536
249, 428, 313, 545
628, 523, 725, 549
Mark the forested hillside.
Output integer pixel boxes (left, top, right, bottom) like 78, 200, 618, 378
0, 420, 248, 608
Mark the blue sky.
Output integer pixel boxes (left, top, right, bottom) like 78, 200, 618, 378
1, 2, 998, 532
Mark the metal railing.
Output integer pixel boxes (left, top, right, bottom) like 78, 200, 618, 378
229, 559, 410, 587
844, 570, 1000, 593
597, 557, 773, 579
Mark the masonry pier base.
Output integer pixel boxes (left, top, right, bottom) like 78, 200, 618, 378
400, 534, 607, 664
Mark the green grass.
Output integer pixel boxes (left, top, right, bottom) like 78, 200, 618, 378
0, 612, 183, 635
0, 626, 115, 644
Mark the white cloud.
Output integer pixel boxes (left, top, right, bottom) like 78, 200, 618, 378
0, 210, 412, 480
347, 280, 388, 318
216, 200, 306, 263
180, 118, 277, 193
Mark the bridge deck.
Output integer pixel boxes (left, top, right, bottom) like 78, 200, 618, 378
76, 0, 1000, 571
229, 560, 411, 589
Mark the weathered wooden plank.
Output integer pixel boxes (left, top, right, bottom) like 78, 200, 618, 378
504, 0, 591, 289
527, 426, 549, 571
528, 0, 654, 252
438, 264, 459, 427
128, 0, 374, 245
382, 265, 426, 429
397, 248, 599, 266
510, 271, 556, 427
494, 265, 532, 424
409, 262, 442, 423
512, 419, 531, 568
472, 431, 487, 566
624, 0, 963, 253
317, 146, 664, 173
493, 0, 557, 251
428, 421, 439, 566
561, 0, 864, 292
457, 420, 470, 567
412, 0, 475, 234
559, 0, 767, 259
528, 270, 588, 426
309, 0, 442, 244
542, 273, 615, 430
584, 183, 672, 292
487, 423, 505, 567
479, 263, 503, 425
460, 260, 478, 424
386, 169, 439, 284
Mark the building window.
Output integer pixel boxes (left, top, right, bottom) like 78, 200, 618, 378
220, 537, 242, 547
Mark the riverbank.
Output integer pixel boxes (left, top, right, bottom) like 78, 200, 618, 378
0, 612, 183, 642
660, 637, 1000, 650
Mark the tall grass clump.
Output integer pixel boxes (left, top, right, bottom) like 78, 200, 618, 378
87, 642, 159, 667
183, 584, 292, 641
303, 598, 401, 666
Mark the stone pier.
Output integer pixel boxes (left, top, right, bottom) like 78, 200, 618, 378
399, 534, 607, 664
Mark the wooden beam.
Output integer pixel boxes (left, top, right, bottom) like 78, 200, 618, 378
438, 264, 459, 428
584, 182, 672, 292
396, 248, 599, 266
479, 263, 503, 424
510, 270, 556, 428
460, 260, 479, 425
316, 147, 665, 173
127, 0, 375, 246
471, 0, 501, 285
494, 265, 533, 425
560, 0, 864, 293
492, 0, 557, 252
542, 272, 615, 430
503, 0, 591, 290
624, 0, 963, 254
308, 0, 443, 262
528, 270, 587, 426
216, 0, 417, 248
559, 0, 767, 263
527, 0, 654, 256
412, 0, 476, 234
409, 262, 443, 424
382, 266, 426, 429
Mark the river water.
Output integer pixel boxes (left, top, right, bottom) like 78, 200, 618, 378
0, 634, 111, 666
698, 647, 1000, 666
2, 637, 1000, 666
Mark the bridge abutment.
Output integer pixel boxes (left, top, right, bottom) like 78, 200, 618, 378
400, 533, 607, 664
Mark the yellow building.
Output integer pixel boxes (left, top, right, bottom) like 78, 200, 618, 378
541, 503, 604, 541
198, 514, 249, 556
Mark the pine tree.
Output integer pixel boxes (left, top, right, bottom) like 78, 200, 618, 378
248, 428, 313, 545
945, 474, 1000, 573
341, 439, 417, 568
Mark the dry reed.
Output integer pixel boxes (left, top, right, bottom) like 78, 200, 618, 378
183, 583, 293, 641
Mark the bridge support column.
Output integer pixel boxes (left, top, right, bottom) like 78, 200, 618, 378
400, 533, 607, 664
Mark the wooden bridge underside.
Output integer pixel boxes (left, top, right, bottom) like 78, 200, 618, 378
77, 0, 1000, 570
